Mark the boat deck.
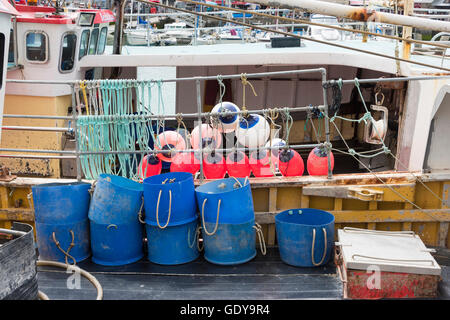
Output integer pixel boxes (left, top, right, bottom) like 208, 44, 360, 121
36, 247, 450, 300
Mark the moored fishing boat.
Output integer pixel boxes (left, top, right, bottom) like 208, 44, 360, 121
0, 0, 450, 301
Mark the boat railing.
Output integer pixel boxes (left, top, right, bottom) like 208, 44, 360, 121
2, 68, 332, 182
4, 70, 450, 182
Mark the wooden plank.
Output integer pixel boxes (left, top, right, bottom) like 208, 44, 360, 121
0, 208, 35, 222
0, 187, 9, 208
268, 188, 277, 212
367, 202, 377, 230
255, 209, 450, 225
303, 183, 416, 202
439, 223, 449, 248
334, 198, 343, 211
300, 193, 309, 208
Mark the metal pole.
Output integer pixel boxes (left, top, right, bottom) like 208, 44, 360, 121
244, 0, 450, 32
4, 67, 336, 85
196, 78, 204, 182
320, 68, 332, 180
71, 85, 82, 182
3, 114, 73, 120
402, 0, 413, 60
328, 74, 450, 85
1, 126, 73, 132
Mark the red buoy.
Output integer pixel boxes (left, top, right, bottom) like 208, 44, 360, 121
225, 151, 251, 178
307, 147, 334, 176
170, 152, 200, 175
203, 152, 226, 179
139, 154, 162, 182
278, 149, 304, 177
249, 150, 274, 177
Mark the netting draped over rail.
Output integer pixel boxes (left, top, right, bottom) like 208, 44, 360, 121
75, 80, 169, 181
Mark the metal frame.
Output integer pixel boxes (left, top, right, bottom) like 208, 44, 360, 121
2, 67, 331, 182
4, 69, 449, 182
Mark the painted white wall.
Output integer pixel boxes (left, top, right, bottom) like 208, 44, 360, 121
137, 66, 177, 115
400, 79, 450, 171
424, 90, 450, 171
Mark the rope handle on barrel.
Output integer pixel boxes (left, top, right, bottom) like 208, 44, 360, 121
52, 230, 77, 266
201, 198, 221, 236
188, 225, 203, 252
138, 196, 146, 224
88, 180, 97, 197
311, 228, 328, 266
253, 222, 267, 256
156, 189, 172, 229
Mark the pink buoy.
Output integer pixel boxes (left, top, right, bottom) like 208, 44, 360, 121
203, 152, 226, 179
307, 147, 334, 176
170, 152, 200, 175
278, 149, 304, 177
154, 131, 186, 162
190, 124, 222, 150
225, 151, 251, 178
138, 154, 162, 182
249, 150, 274, 177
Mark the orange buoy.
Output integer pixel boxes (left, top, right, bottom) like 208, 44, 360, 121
307, 146, 334, 176
154, 131, 186, 162
278, 149, 304, 177
138, 154, 162, 182
249, 150, 274, 177
203, 152, 226, 179
170, 152, 200, 175
225, 151, 251, 178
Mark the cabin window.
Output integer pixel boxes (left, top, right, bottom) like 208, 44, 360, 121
8, 29, 15, 67
88, 28, 99, 55
79, 29, 90, 60
25, 31, 48, 63
96, 27, 108, 55
60, 33, 77, 73
0, 33, 4, 89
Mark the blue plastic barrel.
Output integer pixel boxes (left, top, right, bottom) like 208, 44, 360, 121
88, 174, 144, 266
202, 218, 256, 265
195, 177, 254, 224
145, 219, 200, 265
275, 208, 335, 267
143, 172, 197, 227
31, 182, 91, 263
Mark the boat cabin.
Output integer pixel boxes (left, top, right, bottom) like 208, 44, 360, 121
7, 3, 115, 85
1, 3, 114, 177
0, 0, 18, 141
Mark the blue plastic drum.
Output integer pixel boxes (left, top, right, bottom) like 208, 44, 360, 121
195, 177, 254, 224
88, 174, 144, 266
275, 208, 335, 267
31, 182, 91, 263
202, 218, 256, 265
145, 219, 200, 265
143, 172, 197, 227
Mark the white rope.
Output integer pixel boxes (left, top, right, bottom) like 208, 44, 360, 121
201, 198, 221, 236
156, 189, 172, 229
311, 228, 328, 266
